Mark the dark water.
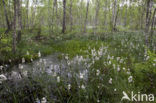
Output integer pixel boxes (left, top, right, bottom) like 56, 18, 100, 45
5, 53, 88, 81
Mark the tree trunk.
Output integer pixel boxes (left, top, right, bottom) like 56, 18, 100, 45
17, 0, 22, 43
51, 0, 55, 32
150, 8, 156, 34
103, 0, 108, 26
55, 0, 58, 18
69, 0, 73, 31
80, 0, 83, 32
55, 0, 59, 29
112, 0, 118, 31
145, 0, 152, 32
145, 0, 153, 46
140, 2, 146, 29
55, 0, 59, 30
31, 0, 36, 28
47, 0, 51, 34
124, 1, 127, 27
26, 0, 29, 29
2, 0, 11, 33
84, 0, 90, 33
149, 8, 156, 46
113, 8, 119, 31
94, 0, 100, 35
62, 0, 66, 33
12, 0, 17, 53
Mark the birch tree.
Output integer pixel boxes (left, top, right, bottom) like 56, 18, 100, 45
17, 0, 22, 42
69, 0, 73, 31
94, 0, 100, 35
84, 0, 90, 33
62, 0, 66, 33
26, 0, 29, 29
2, 0, 11, 33
112, 0, 118, 31
12, 0, 17, 53
145, 0, 153, 46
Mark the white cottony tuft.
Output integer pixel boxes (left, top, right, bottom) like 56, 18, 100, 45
57, 76, 60, 83
114, 88, 117, 92
123, 67, 126, 70
41, 97, 47, 103
128, 76, 133, 83
22, 57, 25, 63
26, 51, 30, 55
81, 84, 85, 89
117, 65, 120, 72
79, 72, 84, 79
19, 64, 23, 69
108, 61, 111, 65
68, 84, 71, 90
0, 74, 7, 84
65, 55, 69, 60
96, 69, 100, 76
0, 66, 3, 70
9, 59, 12, 62
38, 51, 41, 57
109, 78, 112, 84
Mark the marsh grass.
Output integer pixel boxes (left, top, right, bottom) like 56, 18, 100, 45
0, 31, 156, 103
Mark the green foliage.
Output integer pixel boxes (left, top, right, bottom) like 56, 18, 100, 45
1, 46, 11, 53
52, 40, 106, 58
0, 77, 45, 103
1, 38, 10, 44
134, 51, 156, 93
0, 31, 155, 102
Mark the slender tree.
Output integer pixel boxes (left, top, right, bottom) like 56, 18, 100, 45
69, 0, 73, 31
84, 0, 90, 33
2, 0, 11, 33
149, 8, 156, 47
124, 0, 128, 27
62, 0, 66, 33
26, 0, 29, 29
31, 0, 37, 28
139, 1, 146, 29
104, 0, 108, 26
55, 0, 58, 18
145, 0, 153, 46
112, 0, 118, 31
12, 0, 17, 53
51, 0, 58, 32
55, 0, 59, 29
94, 0, 100, 35
17, 0, 22, 42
